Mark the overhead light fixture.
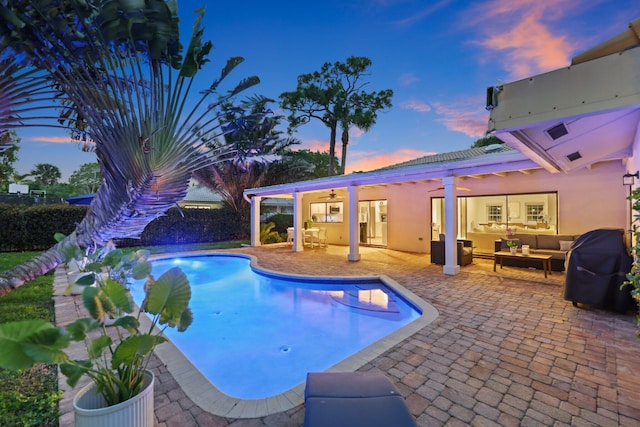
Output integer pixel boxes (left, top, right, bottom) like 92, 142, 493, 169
623, 171, 639, 186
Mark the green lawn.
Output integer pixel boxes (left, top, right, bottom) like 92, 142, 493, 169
0, 241, 247, 426
0, 251, 60, 427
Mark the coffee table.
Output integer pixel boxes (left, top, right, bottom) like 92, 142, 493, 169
493, 251, 552, 278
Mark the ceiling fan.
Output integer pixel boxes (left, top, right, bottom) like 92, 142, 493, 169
321, 189, 343, 200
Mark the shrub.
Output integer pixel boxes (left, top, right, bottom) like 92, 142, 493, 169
0, 204, 250, 251
268, 213, 293, 234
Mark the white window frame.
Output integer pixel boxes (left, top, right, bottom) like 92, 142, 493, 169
487, 204, 503, 223
310, 201, 344, 223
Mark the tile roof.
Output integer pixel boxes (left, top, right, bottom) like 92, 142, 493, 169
371, 144, 515, 172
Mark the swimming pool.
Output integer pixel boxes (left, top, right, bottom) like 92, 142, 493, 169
130, 252, 437, 417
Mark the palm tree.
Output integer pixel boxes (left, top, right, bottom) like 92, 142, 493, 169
0, 1, 260, 297
30, 163, 61, 187
280, 56, 393, 175
193, 95, 299, 212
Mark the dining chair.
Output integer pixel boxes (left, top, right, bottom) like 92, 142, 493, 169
318, 228, 328, 247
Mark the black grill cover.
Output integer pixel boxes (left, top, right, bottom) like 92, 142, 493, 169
564, 229, 634, 312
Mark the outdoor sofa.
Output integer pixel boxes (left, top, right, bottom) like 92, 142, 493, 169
494, 233, 581, 271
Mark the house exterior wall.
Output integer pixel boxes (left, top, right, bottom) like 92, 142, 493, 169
295, 160, 626, 254
359, 185, 432, 253
459, 161, 626, 236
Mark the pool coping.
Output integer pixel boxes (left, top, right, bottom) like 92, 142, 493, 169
142, 250, 439, 418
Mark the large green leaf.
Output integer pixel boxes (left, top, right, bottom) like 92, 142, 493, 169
88, 334, 112, 359
84, 261, 104, 273
177, 307, 193, 332
102, 249, 124, 268
22, 326, 70, 364
75, 273, 96, 286
60, 360, 92, 387
145, 267, 191, 328
111, 334, 165, 368
82, 286, 106, 322
113, 315, 139, 334
101, 277, 133, 313
0, 320, 62, 370
132, 260, 152, 280
65, 317, 99, 341
179, 7, 210, 78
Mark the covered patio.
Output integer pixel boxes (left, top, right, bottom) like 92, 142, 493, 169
55, 245, 640, 426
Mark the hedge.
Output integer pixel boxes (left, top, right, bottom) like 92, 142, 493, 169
0, 204, 87, 251
0, 204, 249, 252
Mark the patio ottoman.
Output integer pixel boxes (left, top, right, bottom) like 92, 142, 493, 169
304, 372, 417, 427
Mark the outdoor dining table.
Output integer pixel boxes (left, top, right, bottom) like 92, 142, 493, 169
303, 228, 320, 247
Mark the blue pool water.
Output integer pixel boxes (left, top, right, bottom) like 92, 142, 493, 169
129, 254, 421, 399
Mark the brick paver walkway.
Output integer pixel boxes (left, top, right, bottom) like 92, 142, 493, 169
55, 245, 640, 426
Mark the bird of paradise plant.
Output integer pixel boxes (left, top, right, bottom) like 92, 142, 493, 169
0, 0, 262, 297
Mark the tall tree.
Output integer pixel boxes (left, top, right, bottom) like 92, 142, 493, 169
0, 1, 261, 297
193, 95, 299, 212
262, 149, 335, 185
279, 56, 393, 175
0, 131, 20, 192
68, 162, 101, 194
29, 163, 61, 187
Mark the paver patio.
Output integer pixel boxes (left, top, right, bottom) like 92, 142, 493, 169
55, 245, 640, 426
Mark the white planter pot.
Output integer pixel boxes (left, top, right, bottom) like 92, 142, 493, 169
510, 247, 517, 255
73, 370, 154, 427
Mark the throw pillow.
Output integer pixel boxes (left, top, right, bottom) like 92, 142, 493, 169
559, 240, 572, 251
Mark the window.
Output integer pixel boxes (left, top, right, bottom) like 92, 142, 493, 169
526, 204, 545, 223
487, 205, 502, 223
310, 202, 344, 223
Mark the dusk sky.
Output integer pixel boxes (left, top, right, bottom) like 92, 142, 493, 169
11, 0, 640, 181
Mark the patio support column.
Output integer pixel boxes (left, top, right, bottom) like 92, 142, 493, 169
250, 195, 262, 247
293, 191, 304, 252
443, 176, 460, 276
348, 185, 361, 261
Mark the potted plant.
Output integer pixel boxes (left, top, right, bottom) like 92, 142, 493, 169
506, 240, 518, 255
0, 238, 193, 426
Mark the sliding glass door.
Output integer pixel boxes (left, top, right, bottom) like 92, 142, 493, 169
358, 200, 387, 246
431, 192, 559, 254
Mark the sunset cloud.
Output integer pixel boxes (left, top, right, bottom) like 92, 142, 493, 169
431, 100, 488, 138
399, 72, 420, 86
399, 100, 431, 113
30, 136, 75, 144
350, 127, 366, 139
468, 0, 579, 79
346, 148, 437, 173
391, 0, 452, 27
298, 139, 330, 152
